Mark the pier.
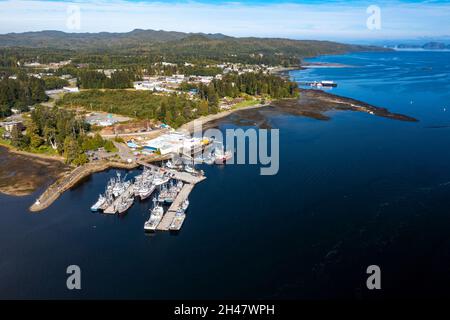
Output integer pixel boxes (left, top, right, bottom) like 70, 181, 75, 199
137, 161, 206, 184
157, 183, 194, 231
30, 160, 137, 212
29, 154, 174, 212
138, 161, 206, 232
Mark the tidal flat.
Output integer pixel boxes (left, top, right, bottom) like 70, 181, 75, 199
0, 146, 69, 196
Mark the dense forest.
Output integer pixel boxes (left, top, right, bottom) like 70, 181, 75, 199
8, 106, 115, 165
198, 73, 299, 99
57, 90, 206, 128
0, 29, 389, 68
57, 72, 298, 128
0, 75, 47, 117
77, 70, 136, 89
43, 76, 69, 90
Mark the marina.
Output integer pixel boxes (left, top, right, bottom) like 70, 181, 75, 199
88, 161, 206, 232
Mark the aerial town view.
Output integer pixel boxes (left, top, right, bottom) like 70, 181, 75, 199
1, 0, 450, 313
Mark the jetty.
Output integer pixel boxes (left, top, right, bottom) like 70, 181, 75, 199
29, 153, 174, 212
30, 160, 137, 212
157, 183, 194, 231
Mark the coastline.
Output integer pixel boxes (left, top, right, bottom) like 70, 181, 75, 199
0, 145, 69, 197
5, 59, 417, 209
178, 102, 270, 134
0, 142, 65, 163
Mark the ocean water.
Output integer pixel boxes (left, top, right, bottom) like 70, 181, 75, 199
1, 51, 450, 299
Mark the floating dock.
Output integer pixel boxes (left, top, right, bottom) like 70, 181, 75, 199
157, 183, 194, 231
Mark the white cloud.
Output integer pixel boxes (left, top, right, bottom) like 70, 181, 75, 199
0, 0, 449, 40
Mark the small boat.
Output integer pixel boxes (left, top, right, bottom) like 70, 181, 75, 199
91, 194, 106, 212
214, 148, 232, 164
181, 199, 189, 211
153, 174, 170, 186
169, 209, 186, 231
165, 160, 179, 170
203, 155, 214, 165
184, 164, 196, 174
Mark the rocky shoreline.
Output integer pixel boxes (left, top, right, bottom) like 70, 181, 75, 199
274, 89, 418, 122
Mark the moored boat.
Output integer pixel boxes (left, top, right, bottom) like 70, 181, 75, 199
91, 194, 106, 212
169, 209, 186, 231
144, 198, 165, 231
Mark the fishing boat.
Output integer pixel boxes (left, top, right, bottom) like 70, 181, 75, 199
139, 183, 156, 200
214, 147, 232, 164
153, 173, 170, 186
203, 155, 214, 165
91, 194, 106, 212
184, 163, 197, 174
165, 160, 179, 170
116, 195, 134, 214
157, 184, 177, 203
169, 209, 186, 231
144, 198, 164, 231
181, 199, 189, 211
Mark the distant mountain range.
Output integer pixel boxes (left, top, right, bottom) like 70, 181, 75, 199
395, 41, 450, 50
0, 29, 389, 64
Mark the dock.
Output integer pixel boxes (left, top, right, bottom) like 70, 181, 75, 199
137, 161, 206, 184
30, 160, 138, 212
137, 161, 205, 232
157, 183, 194, 231
103, 183, 135, 214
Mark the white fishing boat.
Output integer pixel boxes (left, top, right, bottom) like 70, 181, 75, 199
144, 198, 164, 231
139, 184, 156, 200
91, 194, 106, 212
203, 155, 214, 165
184, 164, 196, 174
181, 199, 189, 211
169, 209, 186, 231
153, 173, 170, 186
116, 195, 134, 214
214, 148, 232, 164
112, 173, 130, 197
165, 160, 179, 170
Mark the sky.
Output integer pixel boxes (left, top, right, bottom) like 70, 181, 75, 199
0, 0, 449, 41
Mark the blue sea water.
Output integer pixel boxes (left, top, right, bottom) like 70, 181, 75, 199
1, 51, 450, 299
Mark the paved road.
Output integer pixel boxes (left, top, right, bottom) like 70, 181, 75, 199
113, 141, 136, 162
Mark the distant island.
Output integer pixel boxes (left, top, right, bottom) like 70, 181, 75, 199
393, 41, 450, 50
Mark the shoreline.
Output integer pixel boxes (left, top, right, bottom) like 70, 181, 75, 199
0, 142, 66, 163
178, 102, 270, 134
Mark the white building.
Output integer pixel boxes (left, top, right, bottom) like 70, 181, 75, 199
144, 132, 204, 155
